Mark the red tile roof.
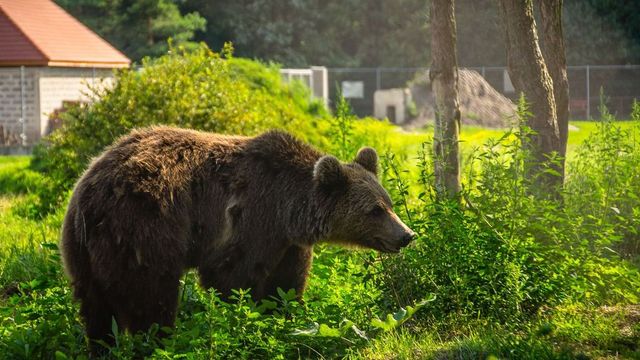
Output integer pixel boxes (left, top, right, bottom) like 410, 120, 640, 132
0, 0, 130, 67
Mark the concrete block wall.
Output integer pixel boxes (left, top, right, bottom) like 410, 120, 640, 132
38, 67, 114, 136
0, 67, 39, 144
0, 67, 115, 145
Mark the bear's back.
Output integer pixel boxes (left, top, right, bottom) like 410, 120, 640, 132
80, 126, 248, 202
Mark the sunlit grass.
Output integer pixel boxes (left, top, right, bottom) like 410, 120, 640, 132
352, 304, 640, 359
407, 120, 640, 158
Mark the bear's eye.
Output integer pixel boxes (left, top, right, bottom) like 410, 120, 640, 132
368, 205, 385, 217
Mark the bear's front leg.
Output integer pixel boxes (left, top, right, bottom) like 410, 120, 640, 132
198, 241, 290, 301
262, 245, 313, 302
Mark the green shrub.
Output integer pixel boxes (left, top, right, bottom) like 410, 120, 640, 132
565, 99, 640, 260
32, 44, 331, 194
378, 98, 640, 325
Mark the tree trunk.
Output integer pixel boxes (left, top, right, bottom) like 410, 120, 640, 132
538, 0, 569, 167
430, 0, 461, 200
500, 0, 562, 192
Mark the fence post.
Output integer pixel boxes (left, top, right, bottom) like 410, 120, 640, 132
586, 65, 590, 120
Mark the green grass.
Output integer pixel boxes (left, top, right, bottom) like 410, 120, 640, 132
401, 121, 640, 158
567, 120, 639, 156
0, 158, 62, 300
0, 156, 29, 166
353, 305, 640, 359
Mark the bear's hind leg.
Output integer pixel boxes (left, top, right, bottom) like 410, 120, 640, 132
112, 271, 181, 338
79, 283, 116, 355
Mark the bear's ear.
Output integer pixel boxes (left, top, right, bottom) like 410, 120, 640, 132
314, 155, 347, 188
355, 147, 378, 176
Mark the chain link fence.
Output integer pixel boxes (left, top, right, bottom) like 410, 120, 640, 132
328, 65, 640, 120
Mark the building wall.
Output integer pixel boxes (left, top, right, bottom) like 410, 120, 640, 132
0, 67, 39, 144
0, 67, 116, 146
38, 67, 114, 136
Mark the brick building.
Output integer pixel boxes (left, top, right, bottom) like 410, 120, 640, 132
0, 0, 129, 147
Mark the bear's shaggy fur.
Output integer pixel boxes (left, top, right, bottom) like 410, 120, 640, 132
61, 126, 414, 351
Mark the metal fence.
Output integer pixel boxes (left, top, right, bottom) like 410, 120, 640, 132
327, 65, 640, 120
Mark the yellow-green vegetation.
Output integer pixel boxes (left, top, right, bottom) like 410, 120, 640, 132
356, 304, 640, 359
1, 47, 639, 359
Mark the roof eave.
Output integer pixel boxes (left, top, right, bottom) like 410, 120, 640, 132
47, 60, 130, 68
0, 59, 48, 67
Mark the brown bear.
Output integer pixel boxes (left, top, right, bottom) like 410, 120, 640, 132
61, 126, 415, 352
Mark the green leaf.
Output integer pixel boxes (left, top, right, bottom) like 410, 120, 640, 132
318, 324, 342, 337
371, 296, 434, 331
256, 299, 278, 313
392, 307, 407, 322
111, 316, 119, 339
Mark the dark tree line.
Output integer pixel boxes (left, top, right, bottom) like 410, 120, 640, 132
180, 0, 431, 67
57, 0, 639, 66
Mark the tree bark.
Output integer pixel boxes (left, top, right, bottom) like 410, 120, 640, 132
500, 0, 562, 192
430, 0, 461, 200
537, 0, 569, 166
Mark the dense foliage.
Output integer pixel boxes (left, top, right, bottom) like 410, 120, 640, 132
57, 0, 640, 66
1, 50, 639, 358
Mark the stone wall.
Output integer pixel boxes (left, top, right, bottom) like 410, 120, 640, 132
0, 67, 115, 145
0, 67, 39, 145
38, 67, 114, 136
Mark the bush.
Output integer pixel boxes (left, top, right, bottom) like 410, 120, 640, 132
378, 98, 640, 326
32, 44, 331, 194
381, 135, 570, 323
565, 100, 640, 260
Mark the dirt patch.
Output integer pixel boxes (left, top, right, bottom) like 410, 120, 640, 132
601, 304, 640, 339
404, 69, 516, 129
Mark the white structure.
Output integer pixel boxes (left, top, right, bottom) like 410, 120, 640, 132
374, 88, 413, 124
280, 66, 329, 108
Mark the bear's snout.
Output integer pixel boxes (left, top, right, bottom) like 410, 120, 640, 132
388, 213, 415, 250
375, 215, 416, 253
400, 231, 416, 247
390, 229, 415, 252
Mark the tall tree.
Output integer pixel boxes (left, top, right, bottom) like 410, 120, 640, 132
430, 0, 461, 200
538, 0, 569, 169
500, 0, 562, 192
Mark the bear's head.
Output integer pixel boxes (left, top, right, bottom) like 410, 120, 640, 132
313, 147, 415, 253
